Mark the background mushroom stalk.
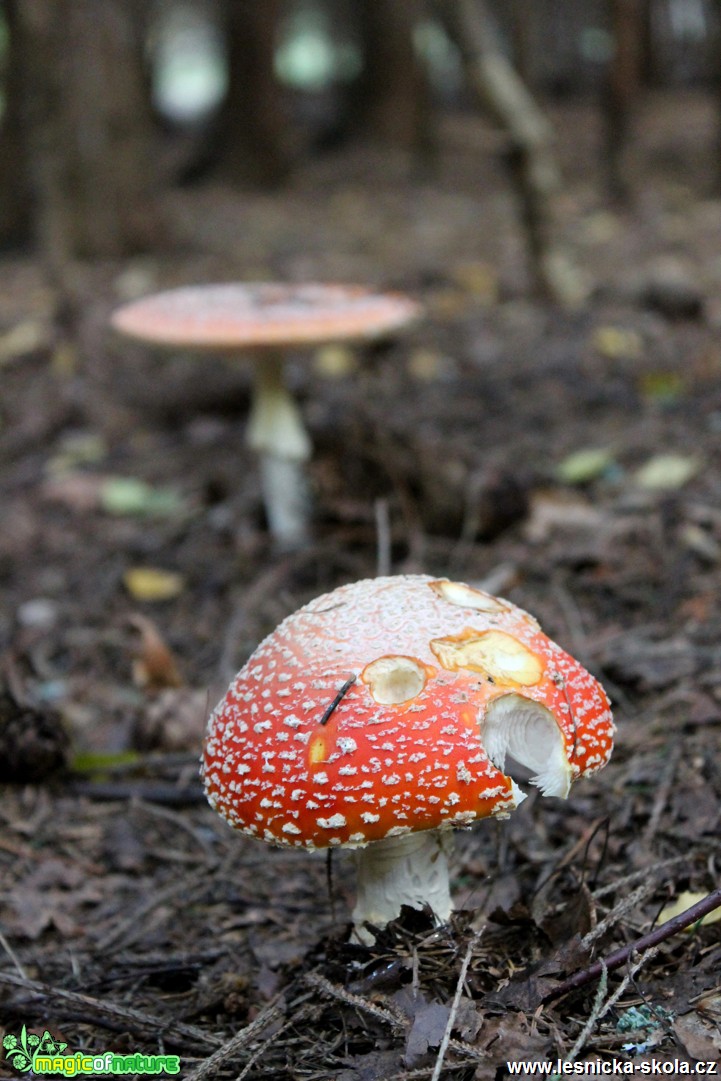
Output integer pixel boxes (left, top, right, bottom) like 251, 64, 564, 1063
111, 283, 420, 553
246, 351, 313, 549
352, 830, 453, 944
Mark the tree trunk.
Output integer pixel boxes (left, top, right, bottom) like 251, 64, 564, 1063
215, 0, 291, 187
711, 0, 721, 193
432, 0, 577, 304
349, 0, 432, 152
605, 0, 645, 201
15, 0, 161, 263
0, 0, 33, 247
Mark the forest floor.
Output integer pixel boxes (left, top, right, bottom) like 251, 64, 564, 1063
0, 92, 720, 1079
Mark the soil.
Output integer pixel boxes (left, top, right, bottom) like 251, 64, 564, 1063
1, 93, 720, 1078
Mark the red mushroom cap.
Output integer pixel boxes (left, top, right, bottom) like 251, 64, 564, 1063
111, 283, 421, 350
202, 575, 614, 850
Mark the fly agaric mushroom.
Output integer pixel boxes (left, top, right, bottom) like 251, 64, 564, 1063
202, 575, 614, 943
111, 283, 420, 549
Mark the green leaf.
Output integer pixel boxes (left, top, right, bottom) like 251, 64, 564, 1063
639, 371, 685, 405
100, 477, 184, 518
70, 750, 140, 774
633, 454, 701, 490
556, 447, 615, 485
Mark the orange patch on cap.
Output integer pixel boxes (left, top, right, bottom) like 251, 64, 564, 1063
430, 628, 543, 686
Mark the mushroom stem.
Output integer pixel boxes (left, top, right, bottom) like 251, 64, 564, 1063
352, 830, 453, 944
246, 352, 313, 548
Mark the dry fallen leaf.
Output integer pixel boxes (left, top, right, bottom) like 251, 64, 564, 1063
524, 489, 605, 543
404, 1000, 451, 1066
479, 1010, 552, 1067
592, 325, 643, 360
313, 344, 357, 378
128, 614, 183, 689
4, 859, 104, 939
407, 348, 447, 381
450, 259, 498, 304
658, 891, 721, 928
42, 472, 106, 512
0, 319, 48, 365
45, 431, 107, 475
134, 687, 208, 751
673, 1010, 721, 1060
124, 567, 186, 603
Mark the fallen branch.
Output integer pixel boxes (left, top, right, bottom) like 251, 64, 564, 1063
544, 886, 721, 1002
430, 0, 581, 304
0, 971, 220, 1051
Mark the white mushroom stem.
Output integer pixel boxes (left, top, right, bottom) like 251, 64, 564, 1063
245, 352, 313, 549
352, 830, 453, 944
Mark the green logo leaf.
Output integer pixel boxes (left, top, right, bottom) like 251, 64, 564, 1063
3, 1026, 65, 1073
3, 1026, 33, 1073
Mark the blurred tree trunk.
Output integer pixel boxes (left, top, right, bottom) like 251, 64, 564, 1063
349, 0, 432, 152
711, 0, 721, 192
508, 0, 536, 89
604, 0, 645, 201
0, 0, 33, 246
14, 0, 161, 264
215, 0, 291, 186
433, 0, 578, 304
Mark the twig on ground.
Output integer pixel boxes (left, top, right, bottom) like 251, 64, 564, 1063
0, 930, 27, 980
559, 963, 608, 1069
591, 854, 693, 900
306, 968, 487, 1069
216, 545, 365, 684
132, 797, 217, 859
375, 497, 392, 577
557, 945, 662, 1073
545, 886, 721, 1002
580, 882, 655, 952
235, 1010, 315, 1081
184, 995, 290, 1081
95, 873, 208, 953
67, 780, 205, 805
0, 971, 220, 1050
641, 743, 682, 845
551, 575, 589, 661
431, 929, 484, 1081
305, 971, 407, 1032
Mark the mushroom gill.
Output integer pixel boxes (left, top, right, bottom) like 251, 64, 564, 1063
479, 693, 572, 798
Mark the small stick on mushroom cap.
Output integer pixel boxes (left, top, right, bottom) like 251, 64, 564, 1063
203, 575, 614, 943
111, 283, 421, 549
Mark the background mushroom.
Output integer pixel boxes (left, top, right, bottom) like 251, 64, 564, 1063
111, 282, 420, 548
203, 574, 614, 943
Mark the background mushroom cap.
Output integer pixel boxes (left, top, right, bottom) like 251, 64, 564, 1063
202, 575, 614, 850
111, 282, 422, 350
